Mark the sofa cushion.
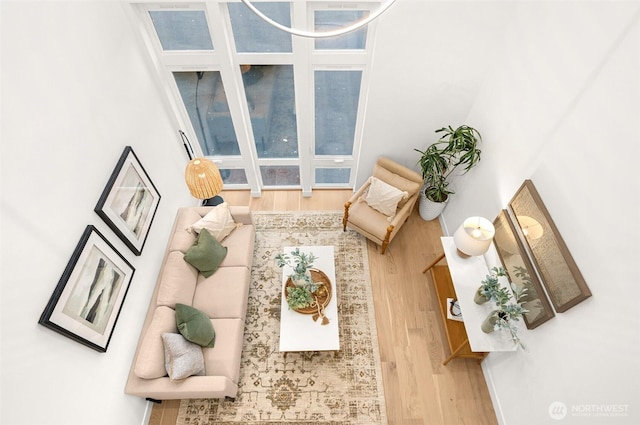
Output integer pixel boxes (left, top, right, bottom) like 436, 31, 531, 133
162, 333, 206, 380
187, 202, 240, 241
134, 306, 177, 379
183, 229, 227, 278
156, 251, 198, 309
348, 200, 395, 241
202, 318, 245, 383
364, 176, 408, 217
219, 224, 255, 269
193, 266, 251, 319
175, 303, 216, 348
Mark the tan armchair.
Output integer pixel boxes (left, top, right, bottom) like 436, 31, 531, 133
343, 157, 423, 254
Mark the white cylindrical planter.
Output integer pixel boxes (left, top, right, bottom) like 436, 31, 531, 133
418, 192, 448, 221
292, 270, 312, 287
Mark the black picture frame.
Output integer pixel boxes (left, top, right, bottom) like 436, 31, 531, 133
508, 180, 591, 312
493, 210, 555, 329
39, 225, 135, 352
95, 146, 161, 255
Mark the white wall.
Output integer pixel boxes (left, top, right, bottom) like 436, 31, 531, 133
363, 1, 640, 424
359, 0, 515, 176
442, 3, 640, 424
1, 2, 193, 424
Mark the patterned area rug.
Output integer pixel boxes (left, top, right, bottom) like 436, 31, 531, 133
176, 211, 387, 425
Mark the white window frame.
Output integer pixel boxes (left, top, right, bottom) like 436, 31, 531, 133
128, 0, 380, 196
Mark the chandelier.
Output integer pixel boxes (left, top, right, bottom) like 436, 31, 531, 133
239, 0, 398, 38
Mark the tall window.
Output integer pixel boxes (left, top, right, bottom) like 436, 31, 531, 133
134, 1, 377, 195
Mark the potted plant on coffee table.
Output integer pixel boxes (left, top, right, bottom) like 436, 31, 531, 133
276, 248, 319, 310
415, 125, 482, 220
276, 248, 317, 288
276, 249, 333, 325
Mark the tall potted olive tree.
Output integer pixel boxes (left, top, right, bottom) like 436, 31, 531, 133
414, 125, 482, 220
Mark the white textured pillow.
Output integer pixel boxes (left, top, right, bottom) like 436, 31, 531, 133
186, 202, 239, 241
162, 333, 205, 381
364, 177, 408, 217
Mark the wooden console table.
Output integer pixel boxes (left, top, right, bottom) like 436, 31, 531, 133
424, 237, 519, 365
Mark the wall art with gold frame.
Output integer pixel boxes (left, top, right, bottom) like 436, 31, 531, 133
508, 180, 591, 313
492, 210, 555, 328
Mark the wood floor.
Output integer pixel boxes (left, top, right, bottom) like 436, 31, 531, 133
149, 190, 498, 425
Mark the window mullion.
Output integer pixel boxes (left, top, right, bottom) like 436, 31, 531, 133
291, 1, 314, 196
347, 20, 377, 189
206, 0, 262, 195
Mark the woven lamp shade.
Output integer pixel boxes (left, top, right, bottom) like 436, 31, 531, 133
185, 158, 223, 200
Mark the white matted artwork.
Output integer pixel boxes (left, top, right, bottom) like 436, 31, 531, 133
95, 146, 161, 255
39, 225, 135, 352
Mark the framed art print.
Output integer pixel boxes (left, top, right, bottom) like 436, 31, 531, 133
509, 180, 591, 312
95, 146, 161, 255
39, 225, 135, 352
493, 210, 554, 329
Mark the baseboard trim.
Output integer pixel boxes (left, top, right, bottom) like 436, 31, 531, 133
482, 357, 506, 425
142, 400, 153, 425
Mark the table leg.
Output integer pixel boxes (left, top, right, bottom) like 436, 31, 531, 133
423, 252, 446, 274
443, 337, 471, 366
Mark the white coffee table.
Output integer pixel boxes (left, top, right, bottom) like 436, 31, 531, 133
279, 246, 339, 352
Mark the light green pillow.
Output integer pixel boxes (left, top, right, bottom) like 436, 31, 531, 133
183, 228, 227, 278
175, 303, 216, 348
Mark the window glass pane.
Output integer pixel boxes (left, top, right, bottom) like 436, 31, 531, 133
242, 65, 297, 158
315, 168, 350, 184
220, 168, 248, 185
150, 11, 213, 51
260, 166, 300, 186
174, 71, 241, 156
228, 2, 292, 53
315, 70, 362, 155
314, 10, 368, 50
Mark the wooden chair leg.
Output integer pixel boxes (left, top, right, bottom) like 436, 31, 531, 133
381, 225, 394, 254
342, 202, 351, 232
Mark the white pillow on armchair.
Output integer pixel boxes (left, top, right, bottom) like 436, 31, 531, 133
363, 177, 408, 217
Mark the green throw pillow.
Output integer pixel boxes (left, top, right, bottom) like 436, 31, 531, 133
183, 228, 227, 278
175, 304, 216, 348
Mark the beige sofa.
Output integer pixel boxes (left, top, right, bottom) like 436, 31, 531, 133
125, 206, 255, 400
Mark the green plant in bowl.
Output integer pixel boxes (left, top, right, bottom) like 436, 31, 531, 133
286, 286, 313, 310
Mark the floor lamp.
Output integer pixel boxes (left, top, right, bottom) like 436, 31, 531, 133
184, 157, 224, 206
180, 130, 224, 206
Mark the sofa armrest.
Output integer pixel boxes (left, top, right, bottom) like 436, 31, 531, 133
346, 178, 371, 206
389, 192, 418, 228
190, 205, 253, 226
229, 206, 253, 225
